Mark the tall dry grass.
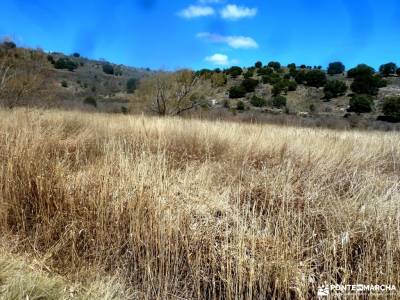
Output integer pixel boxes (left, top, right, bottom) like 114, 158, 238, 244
0, 108, 399, 299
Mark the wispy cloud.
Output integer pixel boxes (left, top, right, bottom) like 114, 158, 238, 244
220, 4, 257, 20
197, 32, 258, 49
178, 5, 215, 19
205, 53, 231, 66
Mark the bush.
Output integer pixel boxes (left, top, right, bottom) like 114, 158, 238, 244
126, 78, 138, 93
350, 74, 386, 95
102, 63, 114, 75
379, 62, 397, 77
272, 95, 287, 108
348, 94, 373, 113
304, 70, 327, 87
262, 73, 281, 85
295, 70, 307, 84
347, 64, 375, 78
227, 66, 243, 78
250, 95, 266, 107
327, 62, 345, 75
323, 80, 347, 99
197, 69, 213, 79
382, 97, 400, 122
72, 52, 80, 58
229, 85, 247, 98
272, 81, 288, 96
286, 80, 297, 91
236, 100, 245, 110
54, 58, 78, 71
267, 61, 281, 71
83, 96, 97, 107
61, 80, 68, 88
47, 55, 55, 64
257, 67, 274, 76
241, 78, 259, 92
397, 68, 400, 76
243, 69, 254, 79
287, 63, 296, 69
2, 40, 16, 49
254, 61, 262, 68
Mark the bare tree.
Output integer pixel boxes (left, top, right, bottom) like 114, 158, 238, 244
131, 70, 211, 116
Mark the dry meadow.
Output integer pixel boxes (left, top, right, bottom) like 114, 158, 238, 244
0, 108, 399, 299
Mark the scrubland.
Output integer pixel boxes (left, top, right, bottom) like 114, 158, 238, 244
0, 108, 399, 299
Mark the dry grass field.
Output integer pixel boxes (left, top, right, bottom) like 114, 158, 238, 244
0, 108, 399, 299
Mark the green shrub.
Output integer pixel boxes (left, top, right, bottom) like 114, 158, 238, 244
348, 94, 373, 113
286, 80, 297, 91
126, 78, 138, 94
287, 63, 296, 69
229, 85, 247, 98
102, 63, 114, 75
47, 55, 55, 64
304, 70, 327, 87
250, 95, 266, 107
272, 81, 287, 96
397, 68, 400, 76
295, 70, 307, 84
54, 58, 78, 71
236, 100, 245, 110
267, 61, 281, 71
382, 97, 400, 121
379, 62, 397, 77
241, 78, 259, 92
257, 67, 274, 76
61, 80, 68, 88
262, 73, 281, 85
327, 62, 345, 75
347, 64, 375, 78
323, 80, 347, 99
255, 61, 262, 68
72, 52, 80, 58
227, 66, 243, 78
272, 95, 287, 108
243, 69, 254, 79
83, 97, 97, 107
350, 74, 385, 95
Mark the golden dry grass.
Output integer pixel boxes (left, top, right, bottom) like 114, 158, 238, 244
0, 108, 399, 299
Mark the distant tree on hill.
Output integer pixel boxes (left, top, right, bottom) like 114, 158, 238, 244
323, 80, 347, 99
382, 97, 400, 122
257, 67, 274, 76
102, 63, 114, 75
397, 68, 400, 76
304, 70, 327, 87
262, 73, 281, 85
379, 63, 397, 77
54, 57, 78, 71
267, 61, 281, 71
254, 61, 262, 68
226, 66, 243, 78
72, 52, 80, 58
243, 69, 254, 79
295, 70, 307, 84
348, 94, 373, 113
287, 63, 296, 69
351, 74, 386, 95
229, 85, 247, 98
241, 78, 259, 92
126, 78, 138, 93
272, 95, 287, 108
347, 64, 375, 78
250, 95, 266, 107
327, 62, 345, 75
272, 80, 287, 96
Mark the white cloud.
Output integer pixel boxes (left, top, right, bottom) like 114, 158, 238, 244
178, 5, 215, 19
205, 53, 230, 66
220, 4, 257, 20
197, 32, 258, 49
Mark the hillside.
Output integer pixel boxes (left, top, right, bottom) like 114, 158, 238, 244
1, 108, 399, 299
1, 42, 400, 130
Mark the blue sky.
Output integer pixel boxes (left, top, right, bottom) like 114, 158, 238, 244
0, 0, 399, 70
